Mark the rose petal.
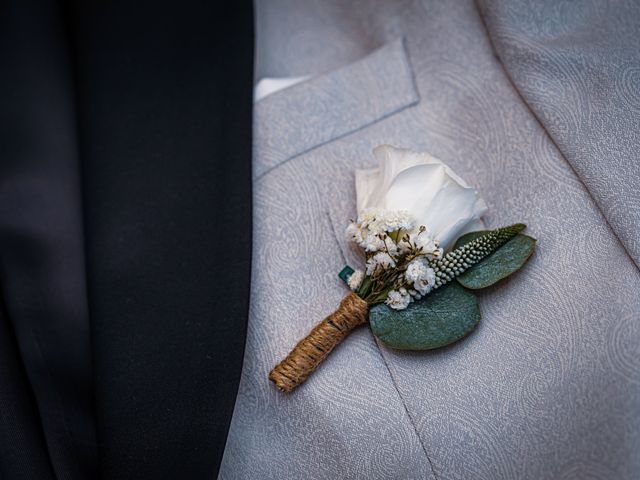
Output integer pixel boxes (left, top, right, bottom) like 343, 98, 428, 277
355, 145, 487, 251
355, 167, 380, 212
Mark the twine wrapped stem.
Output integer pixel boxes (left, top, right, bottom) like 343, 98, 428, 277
269, 293, 369, 392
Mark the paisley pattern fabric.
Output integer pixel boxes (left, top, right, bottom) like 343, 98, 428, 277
220, 1, 640, 478
478, 0, 640, 268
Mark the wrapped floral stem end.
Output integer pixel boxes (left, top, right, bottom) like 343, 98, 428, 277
268, 293, 368, 392
269, 146, 535, 392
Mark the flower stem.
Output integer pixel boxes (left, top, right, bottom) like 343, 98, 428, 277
269, 293, 369, 392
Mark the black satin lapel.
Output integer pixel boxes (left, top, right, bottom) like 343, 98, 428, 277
0, 1, 98, 478
69, 1, 254, 478
0, 296, 56, 480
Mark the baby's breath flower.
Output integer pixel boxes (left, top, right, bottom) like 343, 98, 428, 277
366, 251, 396, 275
414, 270, 436, 296
358, 208, 414, 234
405, 257, 436, 296
405, 257, 429, 283
399, 226, 440, 258
345, 222, 364, 245
413, 233, 437, 254
383, 236, 399, 256
357, 208, 383, 229
362, 231, 387, 252
379, 210, 413, 232
385, 289, 412, 310
348, 208, 415, 255
347, 269, 364, 291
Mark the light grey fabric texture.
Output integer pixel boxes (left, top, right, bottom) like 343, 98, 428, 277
478, 0, 640, 268
254, 39, 419, 178
221, 1, 640, 479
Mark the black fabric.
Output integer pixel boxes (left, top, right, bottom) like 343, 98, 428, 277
0, 297, 55, 480
0, 1, 254, 479
0, 1, 98, 478
70, 1, 254, 479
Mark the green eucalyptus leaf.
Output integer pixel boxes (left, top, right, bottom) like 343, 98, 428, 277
454, 230, 536, 290
369, 282, 480, 350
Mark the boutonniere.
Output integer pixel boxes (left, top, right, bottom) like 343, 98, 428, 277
270, 145, 536, 392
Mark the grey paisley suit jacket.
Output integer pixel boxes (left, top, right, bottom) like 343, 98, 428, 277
220, 1, 640, 478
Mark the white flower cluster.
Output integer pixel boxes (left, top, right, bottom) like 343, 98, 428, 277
346, 208, 413, 253
386, 288, 412, 310
347, 269, 364, 291
345, 208, 442, 310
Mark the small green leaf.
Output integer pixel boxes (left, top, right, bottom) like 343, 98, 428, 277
454, 230, 536, 290
357, 275, 372, 298
369, 282, 480, 350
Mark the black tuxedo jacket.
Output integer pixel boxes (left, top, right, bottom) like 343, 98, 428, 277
0, 1, 253, 478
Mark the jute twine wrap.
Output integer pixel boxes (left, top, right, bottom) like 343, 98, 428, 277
269, 293, 369, 392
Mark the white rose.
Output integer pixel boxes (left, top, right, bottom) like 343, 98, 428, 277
355, 145, 488, 250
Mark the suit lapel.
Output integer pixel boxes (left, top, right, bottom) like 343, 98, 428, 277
0, 2, 96, 477
253, 38, 420, 178
221, 39, 437, 480
71, 1, 254, 477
